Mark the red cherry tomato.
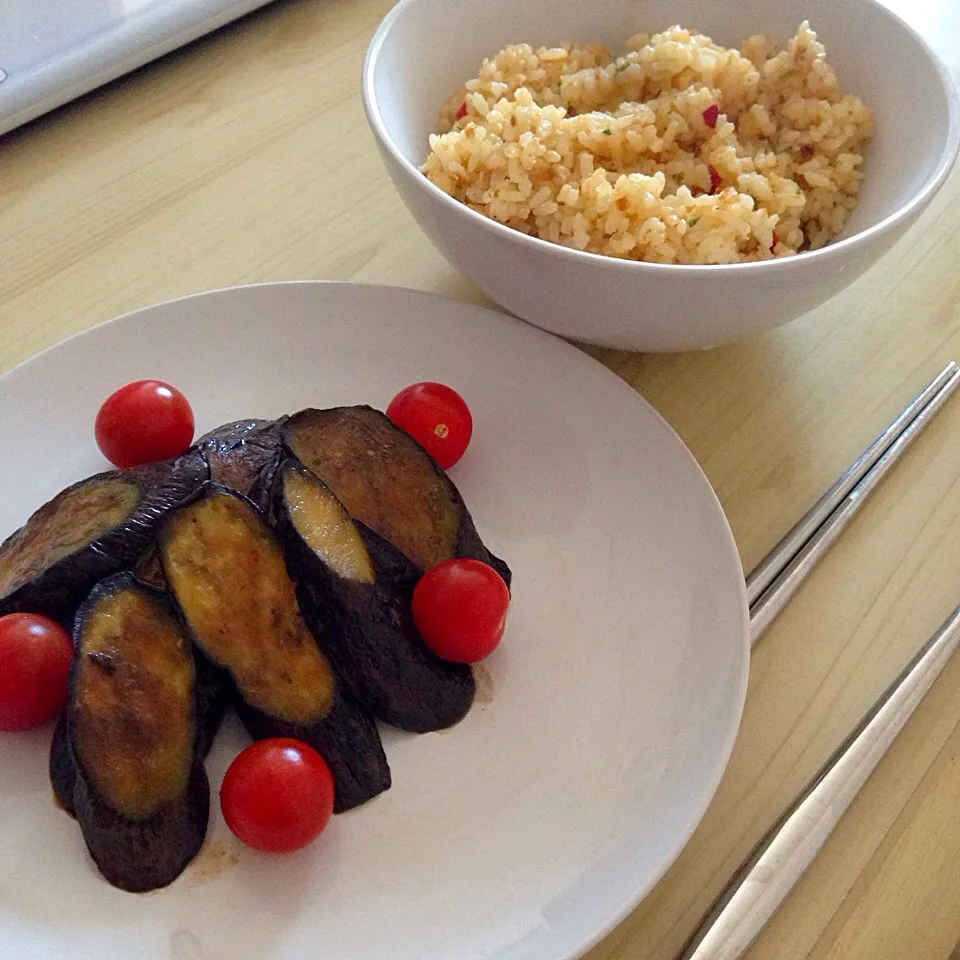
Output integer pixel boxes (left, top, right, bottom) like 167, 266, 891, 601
95, 380, 195, 468
220, 738, 335, 853
411, 559, 510, 663
386, 382, 473, 470
0, 614, 73, 732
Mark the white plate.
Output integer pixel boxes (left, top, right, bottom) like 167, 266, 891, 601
0, 282, 748, 960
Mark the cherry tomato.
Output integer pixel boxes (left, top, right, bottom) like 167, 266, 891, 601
95, 380, 195, 468
386, 382, 473, 469
220, 738, 335, 853
411, 559, 509, 663
0, 614, 73, 732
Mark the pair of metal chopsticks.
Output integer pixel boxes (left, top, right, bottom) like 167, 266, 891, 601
677, 360, 960, 960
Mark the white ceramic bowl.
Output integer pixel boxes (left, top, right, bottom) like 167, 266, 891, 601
363, 0, 960, 351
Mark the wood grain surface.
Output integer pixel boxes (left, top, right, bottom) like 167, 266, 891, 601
1, 0, 959, 957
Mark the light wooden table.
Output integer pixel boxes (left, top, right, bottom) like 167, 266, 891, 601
2, 1, 960, 957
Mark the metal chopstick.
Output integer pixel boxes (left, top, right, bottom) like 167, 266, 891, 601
678, 604, 960, 960
671, 363, 960, 959
749, 363, 960, 644
746, 361, 958, 607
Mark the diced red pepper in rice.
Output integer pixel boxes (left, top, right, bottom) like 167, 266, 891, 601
771, 231, 780, 251
708, 165, 722, 194
456, 101, 468, 120
702, 104, 719, 128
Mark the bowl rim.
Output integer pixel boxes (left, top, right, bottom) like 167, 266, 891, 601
362, 0, 960, 274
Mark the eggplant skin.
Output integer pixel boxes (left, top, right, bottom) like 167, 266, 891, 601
192, 656, 231, 762
0, 451, 208, 623
281, 406, 512, 586
159, 483, 390, 812
67, 573, 209, 893
73, 758, 210, 894
196, 417, 287, 514
274, 459, 474, 733
131, 544, 168, 589
49, 714, 77, 817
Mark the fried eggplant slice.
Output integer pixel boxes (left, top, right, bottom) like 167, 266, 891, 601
281, 406, 511, 585
196, 417, 287, 512
67, 573, 209, 892
0, 451, 208, 621
274, 460, 474, 732
158, 483, 390, 812
122, 417, 289, 593
51, 610, 228, 822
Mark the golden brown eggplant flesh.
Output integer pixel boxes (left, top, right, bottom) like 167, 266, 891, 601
196, 417, 287, 513
65, 573, 209, 892
158, 483, 390, 811
274, 459, 474, 732
281, 406, 512, 585
0, 451, 208, 622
